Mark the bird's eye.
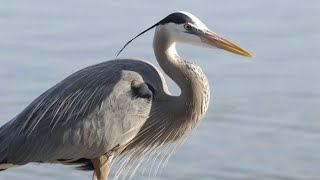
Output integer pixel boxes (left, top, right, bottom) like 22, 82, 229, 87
184, 24, 192, 30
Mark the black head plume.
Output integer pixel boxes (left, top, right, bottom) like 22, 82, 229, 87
116, 12, 193, 57
116, 22, 159, 57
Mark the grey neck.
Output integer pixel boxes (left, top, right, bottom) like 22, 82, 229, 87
123, 26, 211, 155
153, 27, 210, 132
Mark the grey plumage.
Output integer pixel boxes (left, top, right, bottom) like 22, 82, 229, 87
0, 11, 252, 180
0, 59, 165, 163
0, 56, 208, 172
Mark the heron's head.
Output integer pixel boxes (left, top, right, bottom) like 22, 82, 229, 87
156, 11, 252, 57
117, 11, 252, 57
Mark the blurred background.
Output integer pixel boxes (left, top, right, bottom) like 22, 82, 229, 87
0, 0, 319, 179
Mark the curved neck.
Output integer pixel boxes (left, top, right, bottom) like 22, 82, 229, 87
153, 27, 210, 128
153, 31, 193, 97
125, 27, 211, 154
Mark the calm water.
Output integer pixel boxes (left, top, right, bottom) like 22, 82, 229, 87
0, 0, 319, 179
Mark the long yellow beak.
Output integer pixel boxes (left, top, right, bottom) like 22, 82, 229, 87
201, 29, 253, 58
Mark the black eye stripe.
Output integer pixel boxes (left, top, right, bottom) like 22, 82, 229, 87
159, 12, 194, 25
117, 12, 196, 57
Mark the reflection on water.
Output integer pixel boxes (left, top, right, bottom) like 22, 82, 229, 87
0, 0, 320, 179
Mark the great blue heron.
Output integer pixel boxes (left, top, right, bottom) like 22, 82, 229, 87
0, 11, 252, 180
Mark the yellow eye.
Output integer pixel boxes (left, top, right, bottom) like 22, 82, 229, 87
184, 24, 191, 30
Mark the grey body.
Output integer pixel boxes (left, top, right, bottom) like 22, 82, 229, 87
0, 54, 209, 166
0, 59, 170, 163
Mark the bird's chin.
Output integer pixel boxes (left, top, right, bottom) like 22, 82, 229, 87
183, 40, 218, 49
